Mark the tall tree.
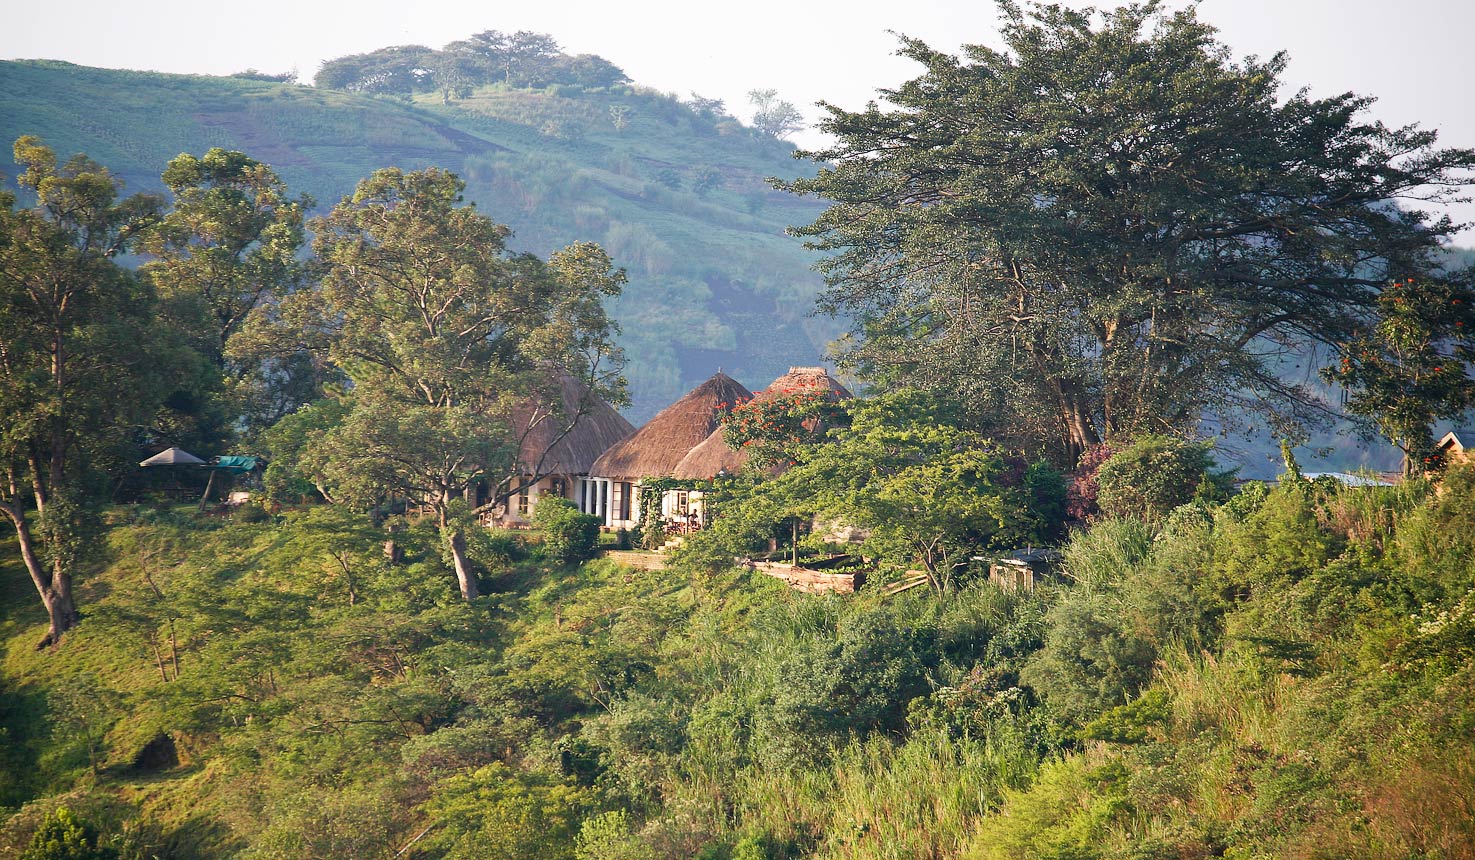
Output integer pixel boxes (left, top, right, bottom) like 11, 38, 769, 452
503, 31, 562, 86
432, 42, 487, 103
142, 149, 310, 356
277, 168, 624, 599
0, 137, 168, 644
139, 149, 319, 437
783, 3, 1475, 465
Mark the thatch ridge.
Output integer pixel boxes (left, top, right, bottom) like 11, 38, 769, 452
515, 374, 636, 476
590, 372, 753, 480
671, 367, 852, 479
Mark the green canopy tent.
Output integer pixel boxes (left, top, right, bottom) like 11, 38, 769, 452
198, 456, 268, 508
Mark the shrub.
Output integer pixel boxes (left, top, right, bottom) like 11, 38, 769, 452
1095, 436, 1220, 523
535, 497, 602, 565
21, 808, 116, 860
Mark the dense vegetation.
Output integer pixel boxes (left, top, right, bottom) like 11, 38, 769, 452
3, 3, 1475, 858
3, 460, 1473, 858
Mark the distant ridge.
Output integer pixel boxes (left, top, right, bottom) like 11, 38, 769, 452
0, 58, 839, 421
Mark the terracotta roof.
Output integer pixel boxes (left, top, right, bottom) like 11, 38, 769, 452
590, 372, 753, 479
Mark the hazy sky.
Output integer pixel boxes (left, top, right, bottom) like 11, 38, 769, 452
7, 0, 1475, 231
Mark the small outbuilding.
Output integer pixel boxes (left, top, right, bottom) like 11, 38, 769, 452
1436, 430, 1473, 468
981, 548, 1063, 592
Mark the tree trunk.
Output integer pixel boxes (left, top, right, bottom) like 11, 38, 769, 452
0, 500, 77, 646
1059, 390, 1100, 467
445, 525, 479, 600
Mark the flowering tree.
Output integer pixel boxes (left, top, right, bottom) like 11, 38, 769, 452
720, 387, 845, 469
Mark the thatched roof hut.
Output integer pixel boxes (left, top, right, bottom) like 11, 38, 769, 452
514, 374, 636, 476
763, 366, 853, 402
590, 372, 753, 480
673, 367, 852, 479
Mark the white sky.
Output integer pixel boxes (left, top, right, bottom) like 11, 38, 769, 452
6, 0, 1475, 232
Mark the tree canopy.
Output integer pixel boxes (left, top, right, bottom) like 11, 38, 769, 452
783, 2, 1475, 464
314, 30, 629, 99
266, 167, 625, 599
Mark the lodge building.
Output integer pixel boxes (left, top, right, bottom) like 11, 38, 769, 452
493, 366, 851, 533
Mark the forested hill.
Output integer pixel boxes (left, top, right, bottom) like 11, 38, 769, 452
0, 59, 836, 420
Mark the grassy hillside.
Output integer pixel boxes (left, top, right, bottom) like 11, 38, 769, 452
2, 467, 1472, 858
0, 60, 837, 420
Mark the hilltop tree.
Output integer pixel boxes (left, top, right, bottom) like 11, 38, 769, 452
551, 53, 629, 89
460, 30, 562, 87
0, 137, 173, 645
275, 168, 624, 599
314, 45, 434, 95
431, 43, 485, 103
1321, 277, 1475, 474
748, 88, 803, 138
784, 3, 1475, 465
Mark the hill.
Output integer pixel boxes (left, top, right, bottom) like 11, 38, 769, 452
0, 59, 838, 421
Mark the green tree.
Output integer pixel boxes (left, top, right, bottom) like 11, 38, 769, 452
314, 45, 434, 95
0, 137, 169, 644
141, 148, 318, 437
687, 391, 1058, 590
142, 149, 310, 355
747, 89, 803, 139
431, 43, 486, 103
275, 168, 623, 599
533, 496, 601, 566
1320, 276, 1475, 474
550, 54, 629, 89
1094, 435, 1223, 523
783, 3, 1475, 465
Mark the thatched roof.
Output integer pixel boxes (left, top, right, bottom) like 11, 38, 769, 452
671, 426, 749, 479
514, 374, 636, 476
672, 367, 852, 479
762, 366, 853, 401
590, 372, 753, 480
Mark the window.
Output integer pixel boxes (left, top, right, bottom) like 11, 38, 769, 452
675, 491, 689, 514
549, 477, 566, 499
617, 482, 633, 521
517, 479, 530, 515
